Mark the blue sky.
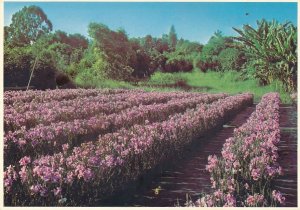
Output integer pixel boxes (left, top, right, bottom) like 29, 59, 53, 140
4, 2, 297, 44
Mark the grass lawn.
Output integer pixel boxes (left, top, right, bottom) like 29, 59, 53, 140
74, 70, 292, 104
140, 70, 292, 104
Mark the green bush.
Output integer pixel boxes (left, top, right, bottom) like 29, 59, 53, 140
4, 44, 56, 89
218, 48, 245, 71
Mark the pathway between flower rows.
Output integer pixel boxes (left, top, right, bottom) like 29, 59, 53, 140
273, 105, 297, 207
104, 105, 256, 206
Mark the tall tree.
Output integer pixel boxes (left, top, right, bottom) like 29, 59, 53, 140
168, 25, 177, 50
6, 5, 53, 46
144, 35, 153, 52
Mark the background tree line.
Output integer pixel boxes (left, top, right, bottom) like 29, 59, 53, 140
4, 5, 297, 92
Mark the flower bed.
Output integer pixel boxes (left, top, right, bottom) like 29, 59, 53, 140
5, 91, 211, 132
4, 88, 135, 105
192, 92, 284, 207
4, 93, 226, 166
4, 93, 253, 206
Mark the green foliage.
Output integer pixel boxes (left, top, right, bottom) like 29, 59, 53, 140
196, 31, 246, 73
148, 49, 167, 72
175, 39, 203, 69
176, 39, 203, 54
76, 47, 109, 81
164, 51, 193, 73
233, 19, 297, 92
4, 5, 296, 97
197, 31, 227, 72
4, 45, 32, 72
4, 39, 57, 89
5, 5, 52, 46
47, 31, 89, 77
22, 30, 87, 80
88, 22, 136, 81
218, 48, 245, 71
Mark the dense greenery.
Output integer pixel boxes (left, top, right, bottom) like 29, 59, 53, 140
4, 5, 297, 96
196, 31, 246, 72
233, 19, 297, 92
5, 5, 52, 46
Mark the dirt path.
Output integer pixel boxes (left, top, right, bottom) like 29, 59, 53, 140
273, 105, 297, 207
111, 105, 255, 207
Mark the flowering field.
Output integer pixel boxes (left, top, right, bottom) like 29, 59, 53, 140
4, 89, 254, 206
188, 93, 285, 207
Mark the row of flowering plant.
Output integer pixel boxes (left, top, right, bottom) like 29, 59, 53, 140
4, 88, 136, 106
4, 93, 226, 166
4, 93, 253, 206
5, 91, 208, 132
190, 92, 284, 207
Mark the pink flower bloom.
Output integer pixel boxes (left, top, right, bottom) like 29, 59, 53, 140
53, 187, 62, 197
19, 166, 28, 183
246, 195, 255, 206
213, 189, 223, 201
206, 196, 214, 207
62, 144, 69, 152
19, 156, 31, 166
66, 171, 74, 184
30, 184, 42, 195
272, 190, 286, 205
224, 193, 236, 207
82, 168, 93, 182
4, 178, 13, 193
206, 155, 218, 173
4, 165, 18, 193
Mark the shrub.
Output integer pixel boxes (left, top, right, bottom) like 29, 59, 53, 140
164, 57, 193, 73
195, 56, 220, 73
55, 72, 71, 86
218, 48, 245, 71
4, 45, 56, 90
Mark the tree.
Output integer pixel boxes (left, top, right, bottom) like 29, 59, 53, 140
87, 22, 136, 80
168, 25, 177, 50
143, 35, 154, 52
155, 36, 169, 53
6, 5, 53, 46
233, 19, 297, 92
196, 31, 239, 72
197, 31, 227, 72
48, 31, 89, 77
